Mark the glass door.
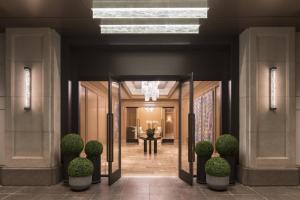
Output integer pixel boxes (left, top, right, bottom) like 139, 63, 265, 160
179, 73, 195, 185
107, 75, 121, 185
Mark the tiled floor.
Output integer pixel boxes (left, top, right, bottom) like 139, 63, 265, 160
0, 177, 300, 200
122, 140, 178, 176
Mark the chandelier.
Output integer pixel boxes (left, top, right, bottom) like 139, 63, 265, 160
141, 81, 160, 101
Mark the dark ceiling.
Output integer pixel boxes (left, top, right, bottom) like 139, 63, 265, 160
0, 0, 300, 37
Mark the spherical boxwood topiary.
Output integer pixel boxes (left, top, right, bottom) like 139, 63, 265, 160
85, 140, 103, 157
195, 141, 214, 157
68, 157, 94, 177
215, 134, 238, 156
61, 134, 84, 155
205, 157, 230, 177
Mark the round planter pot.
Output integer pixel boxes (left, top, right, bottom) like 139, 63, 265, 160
69, 176, 92, 191
206, 174, 229, 191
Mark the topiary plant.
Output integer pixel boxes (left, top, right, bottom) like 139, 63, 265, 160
195, 141, 214, 157
205, 157, 230, 177
85, 140, 103, 157
68, 157, 94, 177
61, 134, 84, 155
215, 134, 238, 156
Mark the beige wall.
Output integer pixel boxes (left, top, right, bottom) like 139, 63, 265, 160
79, 81, 108, 174
0, 33, 5, 166
79, 82, 108, 144
239, 27, 296, 169
137, 107, 163, 131
1, 28, 61, 185
121, 100, 179, 140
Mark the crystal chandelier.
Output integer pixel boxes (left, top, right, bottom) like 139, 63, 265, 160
141, 81, 160, 101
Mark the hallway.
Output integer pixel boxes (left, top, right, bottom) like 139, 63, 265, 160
1, 177, 300, 200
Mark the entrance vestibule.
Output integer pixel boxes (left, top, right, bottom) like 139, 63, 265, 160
78, 77, 222, 185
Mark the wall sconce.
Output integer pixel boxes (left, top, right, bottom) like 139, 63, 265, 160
269, 67, 277, 111
24, 67, 31, 111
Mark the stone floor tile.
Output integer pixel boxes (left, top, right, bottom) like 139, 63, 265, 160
0, 186, 23, 194
3, 193, 40, 200
120, 193, 149, 200
232, 194, 266, 200
0, 194, 9, 200
91, 193, 121, 200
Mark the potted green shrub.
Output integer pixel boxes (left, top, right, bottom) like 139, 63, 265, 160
195, 141, 214, 184
205, 157, 230, 191
215, 134, 238, 184
61, 133, 84, 183
146, 128, 155, 138
68, 157, 94, 191
85, 140, 103, 184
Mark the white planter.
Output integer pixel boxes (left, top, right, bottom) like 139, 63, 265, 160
206, 174, 229, 191
69, 176, 92, 191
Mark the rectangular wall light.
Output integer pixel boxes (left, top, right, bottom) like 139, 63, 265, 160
269, 67, 277, 111
24, 67, 31, 111
100, 24, 200, 34
92, 8, 208, 19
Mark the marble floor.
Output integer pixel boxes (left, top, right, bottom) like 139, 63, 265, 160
121, 140, 178, 176
0, 177, 300, 200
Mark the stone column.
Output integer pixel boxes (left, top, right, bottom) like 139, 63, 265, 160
296, 33, 300, 168
0, 34, 5, 167
0, 28, 61, 186
239, 27, 298, 185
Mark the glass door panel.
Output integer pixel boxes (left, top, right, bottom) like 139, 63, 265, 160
179, 74, 195, 185
108, 76, 121, 185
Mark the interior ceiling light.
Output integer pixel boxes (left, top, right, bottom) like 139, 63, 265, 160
92, 7, 208, 19
100, 24, 200, 34
141, 81, 160, 101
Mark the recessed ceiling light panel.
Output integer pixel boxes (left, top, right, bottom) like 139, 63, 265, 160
100, 24, 200, 34
92, 8, 208, 18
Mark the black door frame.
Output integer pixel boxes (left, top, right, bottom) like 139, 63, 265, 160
108, 73, 195, 185
107, 74, 122, 185
73, 74, 232, 185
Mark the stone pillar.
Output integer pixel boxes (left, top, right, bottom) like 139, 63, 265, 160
239, 27, 298, 185
0, 34, 5, 167
296, 33, 300, 169
0, 28, 61, 186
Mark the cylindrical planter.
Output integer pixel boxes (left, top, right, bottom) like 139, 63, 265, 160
69, 176, 92, 191
197, 155, 210, 184
87, 155, 101, 184
221, 155, 236, 184
206, 174, 229, 191
62, 154, 78, 184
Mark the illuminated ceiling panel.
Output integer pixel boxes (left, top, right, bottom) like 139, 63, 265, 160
92, 7, 208, 19
100, 24, 200, 34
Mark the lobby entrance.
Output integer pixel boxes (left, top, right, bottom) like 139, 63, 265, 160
78, 74, 222, 185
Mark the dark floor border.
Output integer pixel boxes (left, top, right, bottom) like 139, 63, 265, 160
0, 166, 61, 186
238, 165, 299, 186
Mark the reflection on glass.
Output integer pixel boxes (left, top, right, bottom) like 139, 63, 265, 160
79, 81, 109, 176
112, 82, 120, 173
181, 81, 190, 173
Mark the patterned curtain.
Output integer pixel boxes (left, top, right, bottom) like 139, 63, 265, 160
194, 90, 214, 143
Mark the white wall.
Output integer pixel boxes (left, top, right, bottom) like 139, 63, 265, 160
0, 33, 5, 166
296, 33, 300, 165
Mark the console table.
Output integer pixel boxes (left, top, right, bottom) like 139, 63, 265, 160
139, 135, 161, 154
